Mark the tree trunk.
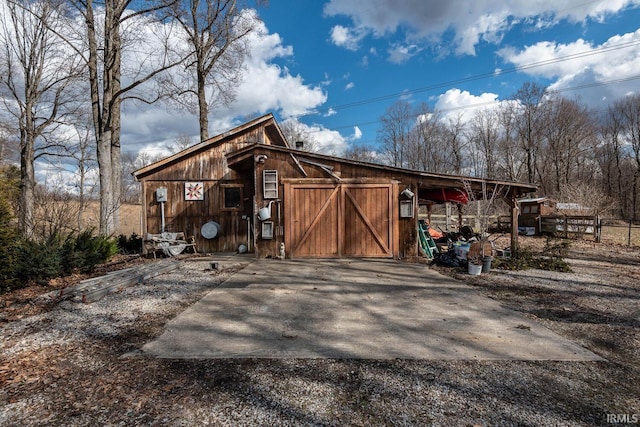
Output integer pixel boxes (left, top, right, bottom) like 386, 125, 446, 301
19, 130, 35, 238
198, 68, 209, 141
109, 17, 122, 234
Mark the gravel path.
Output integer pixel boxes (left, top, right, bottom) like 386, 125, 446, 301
1, 242, 639, 426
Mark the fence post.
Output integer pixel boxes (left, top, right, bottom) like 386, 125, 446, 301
629, 219, 633, 247
595, 216, 601, 243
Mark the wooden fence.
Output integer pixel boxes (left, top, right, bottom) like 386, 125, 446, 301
539, 215, 599, 240
421, 212, 640, 246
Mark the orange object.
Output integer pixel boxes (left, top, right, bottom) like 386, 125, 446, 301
428, 226, 443, 239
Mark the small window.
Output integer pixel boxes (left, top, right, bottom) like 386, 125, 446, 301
222, 185, 243, 210
263, 170, 278, 199
523, 206, 530, 213
530, 205, 538, 214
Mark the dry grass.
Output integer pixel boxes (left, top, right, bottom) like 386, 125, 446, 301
34, 201, 142, 237
600, 224, 640, 247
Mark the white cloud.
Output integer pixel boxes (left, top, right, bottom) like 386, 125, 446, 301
387, 43, 422, 63
306, 123, 349, 154
499, 28, 640, 104
434, 88, 501, 122
351, 126, 362, 140
345, 82, 355, 90
118, 9, 328, 151
329, 24, 367, 50
323, 0, 640, 56
225, 17, 327, 119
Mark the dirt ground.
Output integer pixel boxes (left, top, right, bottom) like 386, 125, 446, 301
1, 237, 639, 426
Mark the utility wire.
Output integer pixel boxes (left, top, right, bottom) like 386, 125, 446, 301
316, 73, 640, 134
295, 37, 640, 120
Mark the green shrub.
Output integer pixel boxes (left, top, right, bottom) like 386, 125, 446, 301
16, 234, 65, 284
0, 197, 20, 290
63, 230, 119, 274
117, 233, 143, 254
11, 230, 118, 288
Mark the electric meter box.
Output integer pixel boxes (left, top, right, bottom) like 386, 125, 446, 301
156, 187, 167, 202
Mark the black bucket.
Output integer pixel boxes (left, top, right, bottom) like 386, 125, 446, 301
482, 256, 493, 273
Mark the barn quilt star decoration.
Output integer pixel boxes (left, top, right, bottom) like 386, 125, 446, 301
184, 182, 204, 200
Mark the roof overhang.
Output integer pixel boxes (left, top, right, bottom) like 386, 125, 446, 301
133, 113, 287, 181
226, 144, 538, 200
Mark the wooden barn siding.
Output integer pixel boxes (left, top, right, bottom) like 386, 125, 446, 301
139, 132, 271, 253
252, 151, 308, 258
143, 178, 254, 253
249, 149, 420, 258
139, 129, 268, 182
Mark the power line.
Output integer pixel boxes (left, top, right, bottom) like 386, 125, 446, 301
317, 74, 640, 135
295, 37, 640, 120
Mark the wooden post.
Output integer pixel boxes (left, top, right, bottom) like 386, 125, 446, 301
504, 195, 519, 256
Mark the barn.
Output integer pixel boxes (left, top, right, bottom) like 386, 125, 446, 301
133, 113, 537, 259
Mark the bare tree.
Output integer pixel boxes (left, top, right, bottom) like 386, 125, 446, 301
609, 93, 640, 221
511, 82, 548, 185
342, 143, 379, 163
441, 113, 467, 175
494, 102, 526, 181
411, 103, 447, 172
166, 134, 196, 154
66, 114, 96, 229
378, 100, 413, 168
0, 120, 19, 165
166, 0, 263, 142
279, 118, 319, 152
559, 182, 617, 217
468, 108, 500, 178
538, 96, 596, 195
598, 105, 635, 218
0, 0, 83, 238
66, 0, 186, 235
122, 149, 166, 204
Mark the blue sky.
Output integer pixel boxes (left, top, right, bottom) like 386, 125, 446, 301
6, 0, 639, 184
233, 0, 640, 154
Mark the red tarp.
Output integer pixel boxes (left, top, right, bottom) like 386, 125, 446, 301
420, 188, 468, 204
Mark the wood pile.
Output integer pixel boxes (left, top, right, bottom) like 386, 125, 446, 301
60, 260, 182, 303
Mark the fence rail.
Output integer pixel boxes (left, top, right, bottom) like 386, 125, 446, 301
419, 213, 640, 246
539, 215, 598, 238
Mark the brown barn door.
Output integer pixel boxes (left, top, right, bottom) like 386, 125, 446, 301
285, 183, 393, 258
342, 184, 392, 257
286, 184, 341, 258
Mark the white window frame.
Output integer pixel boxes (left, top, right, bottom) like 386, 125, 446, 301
263, 170, 278, 199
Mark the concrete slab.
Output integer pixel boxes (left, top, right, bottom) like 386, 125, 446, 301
142, 258, 604, 360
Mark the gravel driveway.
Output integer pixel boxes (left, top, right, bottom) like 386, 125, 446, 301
1, 238, 639, 426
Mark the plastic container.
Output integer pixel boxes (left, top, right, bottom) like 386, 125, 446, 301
468, 262, 482, 275
482, 256, 493, 273
455, 243, 470, 260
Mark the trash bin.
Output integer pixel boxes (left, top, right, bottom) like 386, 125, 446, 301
482, 256, 493, 273
468, 262, 482, 275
